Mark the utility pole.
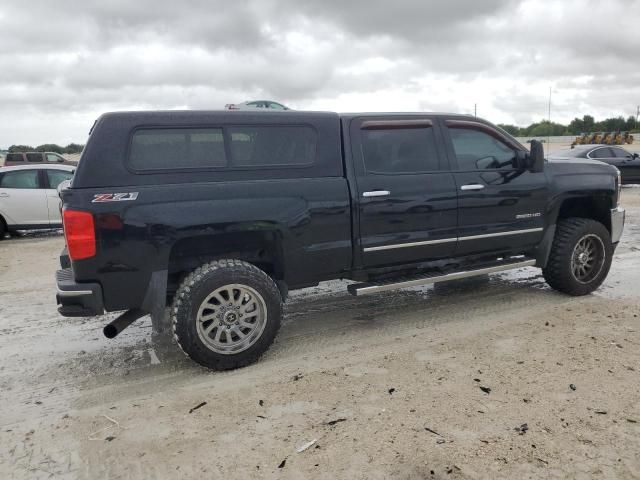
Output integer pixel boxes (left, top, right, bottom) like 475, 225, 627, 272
636, 105, 639, 131
547, 87, 552, 154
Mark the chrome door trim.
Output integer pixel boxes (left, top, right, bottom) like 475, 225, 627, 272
363, 228, 543, 252
457, 227, 543, 241
363, 237, 456, 252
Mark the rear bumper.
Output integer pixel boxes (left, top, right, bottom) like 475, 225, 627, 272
611, 207, 625, 244
56, 268, 104, 317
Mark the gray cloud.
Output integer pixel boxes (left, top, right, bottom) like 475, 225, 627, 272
0, 0, 639, 146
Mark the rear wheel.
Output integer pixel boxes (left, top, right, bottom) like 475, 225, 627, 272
0, 217, 6, 240
543, 218, 612, 296
171, 259, 282, 370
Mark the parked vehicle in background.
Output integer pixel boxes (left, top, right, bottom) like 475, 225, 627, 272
549, 145, 640, 184
56, 110, 623, 371
0, 164, 75, 238
224, 100, 290, 111
4, 151, 74, 166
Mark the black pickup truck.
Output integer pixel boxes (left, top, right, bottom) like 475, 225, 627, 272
56, 111, 625, 370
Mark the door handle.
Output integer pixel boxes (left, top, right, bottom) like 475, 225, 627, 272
362, 190, 391, 197
0, 193, 9, 198
460, 184, 485, 191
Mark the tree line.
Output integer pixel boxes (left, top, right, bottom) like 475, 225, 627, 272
498, 115, 639, 138
4, 143, 85, 154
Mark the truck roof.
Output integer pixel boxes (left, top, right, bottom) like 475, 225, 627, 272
98, 110, 477, 121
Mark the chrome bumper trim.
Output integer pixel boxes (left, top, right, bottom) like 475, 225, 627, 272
56, 288, 94, 297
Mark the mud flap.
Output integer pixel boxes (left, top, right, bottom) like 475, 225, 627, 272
141, 270, 169, 333
534, 225, 556, 268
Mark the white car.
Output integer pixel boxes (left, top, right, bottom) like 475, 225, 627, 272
0, 164, 75, 238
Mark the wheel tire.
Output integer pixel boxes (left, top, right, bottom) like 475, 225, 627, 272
171, 259, 282, 370
0, 217, 6, 240
543, 218, 612, 296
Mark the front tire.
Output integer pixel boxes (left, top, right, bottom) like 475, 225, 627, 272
543, 218, 612, 296
171, 260, 282, 370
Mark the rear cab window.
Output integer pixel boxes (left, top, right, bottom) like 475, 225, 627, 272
129, 128, 227, 170
128, 125, 317, 171
228, 126, 316, 167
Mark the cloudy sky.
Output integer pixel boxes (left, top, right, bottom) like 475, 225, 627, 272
1, 0, 639, 146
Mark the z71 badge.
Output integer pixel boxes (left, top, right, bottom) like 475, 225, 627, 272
92, 192, 139, 203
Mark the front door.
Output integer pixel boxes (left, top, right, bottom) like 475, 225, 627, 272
350, 116, 458, 268
441, 119, 549, 257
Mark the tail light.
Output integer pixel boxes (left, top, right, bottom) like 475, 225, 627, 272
63, 210, 96, 260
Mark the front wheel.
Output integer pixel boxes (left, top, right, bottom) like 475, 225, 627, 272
171, 260, 282, 370
543, 218, 613, 296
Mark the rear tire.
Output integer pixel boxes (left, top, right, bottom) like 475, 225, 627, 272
171, 259, 282, 370
542, 218, 612, 296
0, 217, 6, 239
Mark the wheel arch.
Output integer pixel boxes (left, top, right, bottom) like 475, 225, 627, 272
536, 195, 613, 268
167, 231, 287, 297
555, 195, 613, 233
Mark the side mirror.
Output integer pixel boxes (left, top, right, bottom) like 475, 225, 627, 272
527, 140, 545, 173
633, 153, 639, 159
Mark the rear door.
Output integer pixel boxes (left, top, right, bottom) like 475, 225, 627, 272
0, 169, 49, 225
44, 168, 74, 225
350, 116, 458, 268
441, 119, 548, 257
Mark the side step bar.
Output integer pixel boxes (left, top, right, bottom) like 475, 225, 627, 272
348, 258, 536, 296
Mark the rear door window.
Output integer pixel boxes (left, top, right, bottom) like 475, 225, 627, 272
26, 153, 43, 162
129, 128, 226, 170
46, 169, 74, 189
0, 170, 40, 189
5, 153, 24, 163
589, 147, 613, 159
228, 126, 316, 166
360, 126, 440, 174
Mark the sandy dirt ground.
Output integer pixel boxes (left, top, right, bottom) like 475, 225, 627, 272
1, 189, 639, 479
